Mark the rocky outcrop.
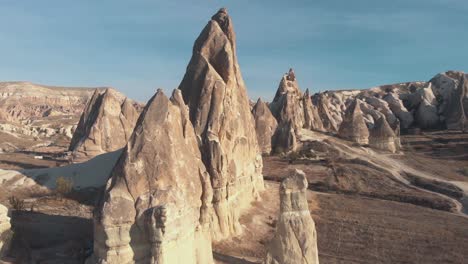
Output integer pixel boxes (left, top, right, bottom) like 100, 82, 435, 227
252, 98, 278, 155
314, 93, 340, 132
178, 8, 264, 240
0, 204, 11, 258
69, 88, 139, 159
415, 84, 440, 129
272, 120, 297, 154
264, 169, 319, 264
91, 90, 213, 264
369, 117, 398, 153
338, 99, 369, 145
303, 89, 325, 132
383, 92, 414, 129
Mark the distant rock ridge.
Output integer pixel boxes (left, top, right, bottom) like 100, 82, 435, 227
252, 98, 278, 154
179, 8, 264, 240
69, 88, 139, 160
264, 169, 319, 264
91, 90, 213, 264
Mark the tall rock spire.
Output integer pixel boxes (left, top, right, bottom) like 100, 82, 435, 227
179, 8, 264, 240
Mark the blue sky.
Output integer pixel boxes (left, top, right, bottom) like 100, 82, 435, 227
0, 0, 467, 102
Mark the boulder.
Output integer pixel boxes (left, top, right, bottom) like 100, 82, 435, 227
252, 98, 278, 155
303, 89, 325, 132
69, 88, 139, 160
91, 90, 213, 264
264, 169, 319, 264
338, 99, 369, 145
178, 8, 264, 240
369, 117, 398, 153
0, 204, 11, 258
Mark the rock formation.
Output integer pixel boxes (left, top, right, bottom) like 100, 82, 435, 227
383, 92, 414, 129
178, 8, 264, 240
414, 84, 440, 129
314, 93, 340, 132
338, 99, 369, 145
369, 117, 398, 153
272, 120, 297, 154
265, 169, 319, 264
0, 204, 11, 258
252, 98, 278, 155
303, 89, 325, 132
69, 88, 139, 159
91, 90, 213, 264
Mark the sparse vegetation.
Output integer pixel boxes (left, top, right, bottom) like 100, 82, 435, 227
8, 196, 25, 211
55, 177, 73, 198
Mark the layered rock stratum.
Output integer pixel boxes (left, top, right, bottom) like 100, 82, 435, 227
178, 8, 264, 240
252, 98, 278, 155
91, 90, 213, 264
69, 88, 139, 159
265, 169, 319, 264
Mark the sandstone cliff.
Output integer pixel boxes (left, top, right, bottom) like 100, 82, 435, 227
265, 169, 319, 264
91, 90, 213, 264
178, 8, 264, 240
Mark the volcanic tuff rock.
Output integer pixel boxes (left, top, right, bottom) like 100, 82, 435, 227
382, 92, 414, 129
264, 169, 319, 264
303, 89, 325, 132
0, 204, 11, 258
272, 120, 297, 154
414, 84, 440, 129
91, 90, 213, 264
252, 98, 278, 155
178, 8, 264, 240
314, 93, 340, 132
0, 82, 99, 123
338, 99, 369, 145
69, 88, 139, 159
369, 117, 398, 153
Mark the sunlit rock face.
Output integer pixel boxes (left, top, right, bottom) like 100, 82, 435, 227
178, 8, 264, 240
0, 204, 11, 258
252, 98, 278, 155
338, 99, 370, 145
264, 169, 319, 264
69, 88, 139, 160
303, 88, 325, 132
91, 90, 213, 264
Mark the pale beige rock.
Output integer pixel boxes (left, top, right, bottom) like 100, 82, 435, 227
303, 89, 325, 132
315, 93, 340, 132
265, 169, 319, 264
0, 204, 11, 258
69, 88, 139, 160
252, 98, 278, 155
338, 99, 369, 145
91, 90, 213, 264
369, 117, 398, 153
178, 8, 264, 240
383, 92, 414, 129
415, 84, 440, 129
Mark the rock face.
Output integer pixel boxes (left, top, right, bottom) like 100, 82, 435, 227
265, 169, 319, 264
436, 74, 468, 131
338, 99, 369, 145
314, 93, 340, 132
92, 90, 213, 264
272, 120, 297, 154
303, 89, 325, 132
369, 117, 398, 153
0, 204, 11, 258
383, 92, 414, 129
178, 8, 264, 240
252, 98, 278, 155
69, 88, 139, 159
414, 84, 440, 129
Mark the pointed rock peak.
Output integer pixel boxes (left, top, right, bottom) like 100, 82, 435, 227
304, 88, 310, 97
287, 68, 296, 81
211, 7, 235, 42
256, 97, 263, 104
371, 117, 395, 138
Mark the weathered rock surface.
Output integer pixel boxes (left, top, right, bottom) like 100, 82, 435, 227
0, 204, 11, 258
272, 120, 297, 154
383, 92, 414, 129
69, 88, 139, 159
415, 84, 440, 129
369, 117, 398, 153
303, 89, 325, 132
264, 169, 319, 264
314, 93, 340, 132
338, 99, 369, 145
252, 98, 278, 155
91, 90, 213, 264
178, 8, 264, 240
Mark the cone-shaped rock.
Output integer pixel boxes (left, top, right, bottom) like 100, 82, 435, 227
382, 92, 414, 129
369, 117, 398, 153
0, 204, 11, 257
338, 99, 369, 144
444, 74, 468, 131
252, 98, 278, 155
178, 8, 264, 240
269, 69, 305, 131
315, 94, 339, 132
303, 89, 325, 132
264, 169, 319, 264
272, 120, 297, 154
69, 88, 139, 159
415, 84, 440, 129
91, 90, 214, 264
